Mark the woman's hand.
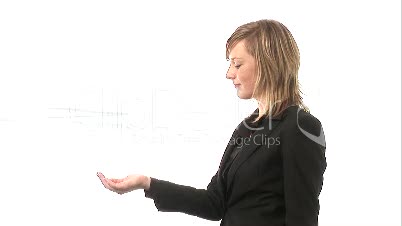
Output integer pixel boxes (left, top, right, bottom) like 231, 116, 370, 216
97, 172, 149, 195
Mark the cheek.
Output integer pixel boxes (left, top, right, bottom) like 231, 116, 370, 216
238, 68, 255, 85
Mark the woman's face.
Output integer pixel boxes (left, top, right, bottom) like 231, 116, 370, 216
226, 40, 257, 99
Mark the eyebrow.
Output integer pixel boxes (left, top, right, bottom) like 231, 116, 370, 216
229, 57, 243, 60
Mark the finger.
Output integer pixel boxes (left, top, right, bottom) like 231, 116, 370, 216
106, 179, 123, 189
97, 172, 107, 183
107, 179, 130, 194
99, 178, 114, 191
97, 174, 115, 191
97, 172, 127, 194
97, 172, 106, 179
98, 173, 124, 184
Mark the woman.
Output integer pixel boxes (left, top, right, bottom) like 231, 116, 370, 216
97, 19, 327, 226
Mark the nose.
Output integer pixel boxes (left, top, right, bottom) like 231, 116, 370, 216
226, 65, 236, 80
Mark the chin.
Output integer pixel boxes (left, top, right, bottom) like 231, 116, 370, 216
237, 93, 253, 99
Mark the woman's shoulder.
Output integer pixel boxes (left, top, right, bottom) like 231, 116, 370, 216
280, 106, 324, 137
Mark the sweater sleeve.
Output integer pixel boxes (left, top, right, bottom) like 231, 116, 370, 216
143, 172, 225, 221
282, 114, 327, 226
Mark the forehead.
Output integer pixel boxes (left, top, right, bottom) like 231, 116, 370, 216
228, 40, 251, 60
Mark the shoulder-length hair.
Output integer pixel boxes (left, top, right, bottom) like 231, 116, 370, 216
226, 19, 309, 123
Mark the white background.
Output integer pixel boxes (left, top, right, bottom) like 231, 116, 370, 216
0, 0, 400, 225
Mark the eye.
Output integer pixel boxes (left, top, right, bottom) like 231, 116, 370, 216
235, 65, 242, 69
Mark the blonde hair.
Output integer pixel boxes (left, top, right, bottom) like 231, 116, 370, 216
226, 19, 309, 123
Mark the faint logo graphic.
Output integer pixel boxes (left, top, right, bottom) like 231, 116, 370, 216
296, 107, 326, 147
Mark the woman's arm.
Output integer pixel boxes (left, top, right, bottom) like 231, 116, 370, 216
97, 171, 225, 221
281, 114, 327, 226
143, 172, 225, 221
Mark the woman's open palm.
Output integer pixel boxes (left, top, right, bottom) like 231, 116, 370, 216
97, 172, 145, 195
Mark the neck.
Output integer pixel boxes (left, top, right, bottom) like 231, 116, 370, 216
258, 101, 267, 118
